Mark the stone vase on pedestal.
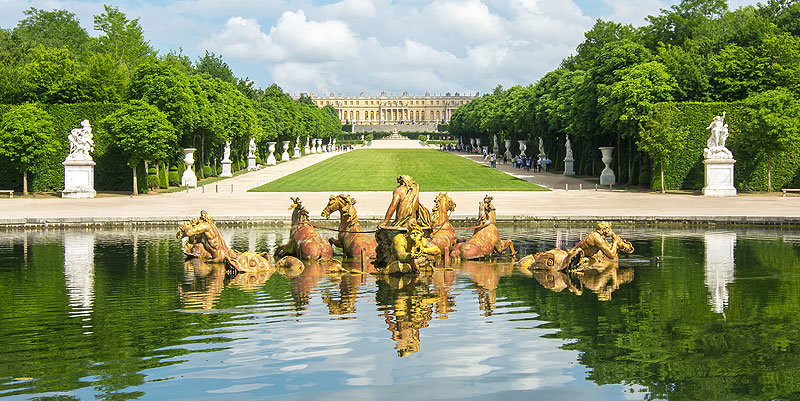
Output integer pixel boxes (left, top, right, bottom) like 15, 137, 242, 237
518, 140, 527, 156
266, 142, 277, 166
504, 140, 512, 159
281, 141, 290, 161
703, 158, 737, 196
181, 148, 198, 187
316, 139, 322, 153
220, 158, 232, 177
309, 139, 317, 154
599, 146, 616, 185
62, 160, 96, 198
475, 138, 481, 153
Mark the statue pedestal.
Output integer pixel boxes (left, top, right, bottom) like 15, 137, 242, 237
266, 142, 277, 166
181, 148, 197, 187
280, 141, 290, 161
292, 146, 301, 158
599, 146, 616, 185
248, 156, 257, 170
703, 158, 736, 197
62, 160, 96, 198
538, 154, 547, 169
220, 160, 232, 177
181, 169, 197, 187
563, 158, 574, 175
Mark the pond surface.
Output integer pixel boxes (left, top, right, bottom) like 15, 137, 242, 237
1, 224, 799, 400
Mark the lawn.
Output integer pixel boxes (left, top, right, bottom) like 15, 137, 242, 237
249, 149, 548, 192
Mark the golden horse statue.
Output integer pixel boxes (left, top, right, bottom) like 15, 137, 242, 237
321, 194, 378, 259
450, 195, 516, 260
275, 197, 334, 260
177, 210, 302, 273
518, 222, 634, 271
430, 192, 457, 254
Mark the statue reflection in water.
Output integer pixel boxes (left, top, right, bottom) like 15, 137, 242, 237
459, 261, 514, 316
521, 262, 634, 301
374, 270, 456, 357
178, 259, 274, 309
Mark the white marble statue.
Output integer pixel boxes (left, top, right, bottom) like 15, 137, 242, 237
704, 112, 733, 159
565, 136, 573, 159
248, 138, 256, 158
538, 138, 545, 156
222, 141, 231, 162
66, 119, 94, 161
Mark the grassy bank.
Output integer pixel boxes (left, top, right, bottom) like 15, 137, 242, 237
250, 149, 547, 192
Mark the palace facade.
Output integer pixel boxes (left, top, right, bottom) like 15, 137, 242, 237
307, 91, 477, 125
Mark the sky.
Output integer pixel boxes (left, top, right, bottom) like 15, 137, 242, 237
1, 0, 761, 97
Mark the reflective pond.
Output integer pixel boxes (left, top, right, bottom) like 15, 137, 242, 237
1, 224, 799, 400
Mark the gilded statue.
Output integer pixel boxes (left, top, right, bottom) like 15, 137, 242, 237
518, 222, 634, 271
275, 197, 334, 260
430, 192, 457, 254
177, 210, 302, 273
450, 195, 516, 260
321, 194, 378, 259
380, 175, 432, 228
382, 224, 441, 274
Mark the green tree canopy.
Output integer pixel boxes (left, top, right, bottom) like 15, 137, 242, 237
740, 88, 800, 191
0, 104, 57, 194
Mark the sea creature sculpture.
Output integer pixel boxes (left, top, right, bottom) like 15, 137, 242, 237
430, 192, 457, 254
450, 195, 516, 260
518, 221, 634, 271
321, 194, 378, 259
176, 210, 238, 263
275, 197, 334, 260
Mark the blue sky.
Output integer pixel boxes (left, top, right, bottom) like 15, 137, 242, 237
1, 0, 760, 96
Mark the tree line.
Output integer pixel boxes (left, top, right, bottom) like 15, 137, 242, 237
0, 6, 341, 194
450, 0, 800, 191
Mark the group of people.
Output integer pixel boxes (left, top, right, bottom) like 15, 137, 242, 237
511, 154, 551, 172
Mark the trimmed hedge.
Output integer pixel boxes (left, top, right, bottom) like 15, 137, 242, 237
649, 101, 800, 191
0, 102, 127, 192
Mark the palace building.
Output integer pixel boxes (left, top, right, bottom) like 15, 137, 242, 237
307, 91, 477, 125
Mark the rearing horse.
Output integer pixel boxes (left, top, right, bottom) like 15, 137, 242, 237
450, 195, 516, 260
275, 197, 333, 260
321, 194, 378, 259
430, 192, 457, 254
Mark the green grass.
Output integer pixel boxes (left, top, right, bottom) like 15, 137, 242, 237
249, 149, 548, 192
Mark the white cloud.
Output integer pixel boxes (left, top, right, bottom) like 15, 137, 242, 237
270, 10, 359, 62
602, 0, 666, 25
423, 0, 506, 42
321, 0, 377, 19
202, 17, 285, 61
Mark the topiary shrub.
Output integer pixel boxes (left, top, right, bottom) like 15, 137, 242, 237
418, 134, 427, 143
146, 167, 159, 189
159, 163, 168, 188
639, 171, 651, 189
202, 164, 213, 178
168, 166, 180, 186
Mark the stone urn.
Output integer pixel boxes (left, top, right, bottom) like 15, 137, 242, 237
266, 142, 277, 166
181, 148, 197, 187
518, 140, 527, 156
309, 138, 317, 154
315, 138, 322, 153
599, 146, 615, 185
281, 141, 290, 161
504, 139, 512, 159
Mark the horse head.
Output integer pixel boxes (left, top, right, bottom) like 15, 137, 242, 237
433, 192, 456, 224
289, 197, 309, 224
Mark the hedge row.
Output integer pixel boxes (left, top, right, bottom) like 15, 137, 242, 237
0, 103, 133, 192
653, 102, 800, 191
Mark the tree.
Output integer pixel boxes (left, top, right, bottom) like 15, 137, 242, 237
0, 104, 56, 195
21, 46, 86, 103
99, 100, 177, 195
81, 52, 129, 103
644, 0, 728, 48
130, 59, 199, 140
194, 51, 236, 84
638, 103, 687, 193
93, 5, 154, 73
740, 88, 800, 191
10, 8, 92, 63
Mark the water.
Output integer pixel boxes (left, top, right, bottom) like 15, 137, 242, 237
1, 225, 799, 400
